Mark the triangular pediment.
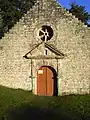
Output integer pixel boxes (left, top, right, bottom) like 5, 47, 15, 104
23, 42, 64, 59
45, 43, 64, 56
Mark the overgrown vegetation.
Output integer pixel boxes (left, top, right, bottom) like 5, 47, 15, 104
0, 85, 90, 120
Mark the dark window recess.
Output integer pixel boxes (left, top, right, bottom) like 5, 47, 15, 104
39, 25, 53, 41
45, 49, 47, 55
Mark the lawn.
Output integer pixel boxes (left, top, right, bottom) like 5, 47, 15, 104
0, 85, 90, 120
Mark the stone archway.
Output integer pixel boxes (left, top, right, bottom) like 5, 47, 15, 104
37, 66, 58, 96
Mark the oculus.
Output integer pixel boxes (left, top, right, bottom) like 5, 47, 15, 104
39, 25, 53, 41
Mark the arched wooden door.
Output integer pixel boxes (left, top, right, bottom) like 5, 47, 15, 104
37, 66, 55, 96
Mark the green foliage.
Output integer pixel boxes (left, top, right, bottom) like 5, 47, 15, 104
0, 0, 36, 38
69, 2, 90, 26
0, 85, 90, 120
0, 8, 3, 25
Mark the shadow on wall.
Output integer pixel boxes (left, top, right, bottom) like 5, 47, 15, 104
48, 66, 58, 96
7, 105, 78, 120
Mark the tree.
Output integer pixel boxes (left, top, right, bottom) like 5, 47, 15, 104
0, 0, 36, 39
0, 9, 3, 28
69, 2, 90, 26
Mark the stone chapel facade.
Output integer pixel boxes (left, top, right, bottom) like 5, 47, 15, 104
0, 0, 90, 96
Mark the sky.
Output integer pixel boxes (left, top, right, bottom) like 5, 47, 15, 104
57, 0, 90, 13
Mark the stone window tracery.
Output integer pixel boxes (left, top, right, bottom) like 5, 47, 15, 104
39, 25, 53, 42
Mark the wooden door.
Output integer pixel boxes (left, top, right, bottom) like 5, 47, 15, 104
37, 66, 54, 96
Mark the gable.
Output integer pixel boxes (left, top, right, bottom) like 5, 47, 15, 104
1, 0, 90, 42
22, 0, 89, 28
0, 0, 90, 56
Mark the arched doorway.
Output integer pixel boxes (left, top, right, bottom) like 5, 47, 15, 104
37, 66, 58, 96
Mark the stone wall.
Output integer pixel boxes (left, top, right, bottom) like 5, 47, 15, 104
56, 18, 90, 95
0, 0, 90, 95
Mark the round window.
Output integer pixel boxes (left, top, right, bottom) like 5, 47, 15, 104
39, 25, 53, 41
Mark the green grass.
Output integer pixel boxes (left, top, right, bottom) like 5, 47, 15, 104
0, 85, 90, 120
